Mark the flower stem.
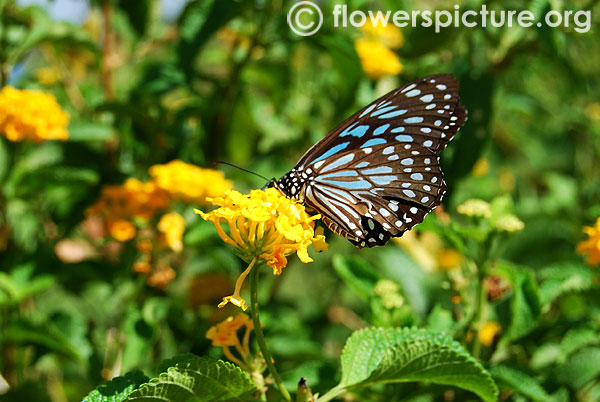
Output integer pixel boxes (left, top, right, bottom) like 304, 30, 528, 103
250, 257, 291, 402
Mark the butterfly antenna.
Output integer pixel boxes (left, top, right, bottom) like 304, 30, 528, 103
213, 160, 270, 182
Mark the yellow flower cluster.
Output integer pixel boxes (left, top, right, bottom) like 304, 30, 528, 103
150, 160, 233, 204
206, 313, 254, 347
196, 188, 327, 310
457, 199, 492, 219
197, 188, 327, 274
87, 178, 170, 241
354, 23, 403, 79
85, 162, 231, 289
577, 217, 600, 266
0, 86, 69, 142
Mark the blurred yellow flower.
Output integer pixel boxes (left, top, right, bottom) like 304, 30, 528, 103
206, 313, 254, 347
438, 249, 464, 271
157, 212, 185, 252
206, 313, 255, 370
360, 22, 404, 49
478, 321, 501, 347
36, 66, 62, 86
495, 214, 524, 233
457, 199, 492, 219
196, 188, 327, 310
0, 86, 69, 142
149, 160, 233, 204
108, 219, 136, 242
577, 217, 600, 266
87, 179, 170, 229
472, 158, 490, 177
355, 38, 403, 80
373, 279, 404, 309
585, 102, 600, 121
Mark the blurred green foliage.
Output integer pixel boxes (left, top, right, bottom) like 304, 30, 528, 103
0, 0, 599, 401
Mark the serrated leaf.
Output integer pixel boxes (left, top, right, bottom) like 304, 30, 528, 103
559, 327, 599, 361
538, 263, 597, 308
497, 261, 541, 341
336, 327, 498, 402
125, 356, 257, 401
83, 371, 149, 402
554, 347, 600, 389
490, 365, 554, 402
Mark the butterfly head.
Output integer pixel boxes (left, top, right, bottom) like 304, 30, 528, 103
273, 167, 313, 202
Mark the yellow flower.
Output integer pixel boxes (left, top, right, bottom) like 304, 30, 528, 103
109, 219, 136, 242
585, 102, 600, 121
87, 179, 169, 224
471, 158, 489, 177
494, 214, 524, 233
196, 188, 328, 309
373, 279, 404, 309
206, 313, 254, 347
577, 217, 600, 266
0, 86, 69, 142
478, 321, 501, 347
206, 313, 256, 370
457, 199, 492, 219
36, 66, 62, 86
360, 22, 404, 49
157, 212, 186, 252
438, 249, 463, 271
355, 38, 403, 80
149, 160, 233, 204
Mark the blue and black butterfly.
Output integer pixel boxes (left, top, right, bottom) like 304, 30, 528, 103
271, 74, 466, 248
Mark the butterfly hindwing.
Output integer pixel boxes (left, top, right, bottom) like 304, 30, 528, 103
275, 74, 467, 248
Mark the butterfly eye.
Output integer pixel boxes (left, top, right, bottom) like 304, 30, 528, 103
276, 74, 466, 248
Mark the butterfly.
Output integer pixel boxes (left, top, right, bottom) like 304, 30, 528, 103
270, 74, 467, 248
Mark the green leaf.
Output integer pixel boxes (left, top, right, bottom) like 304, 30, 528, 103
83, 371, 149, 402
490, 365, 554, 402
538, 263, 597, 308
553, 347, 600, 389
125, 356, 257, 401
558, 327, 600, 361
332, 255, 381, 301
118, 0, 151, 36
68, 122, 115, 142
496, 261, 541, 341
334, 327, 498, 402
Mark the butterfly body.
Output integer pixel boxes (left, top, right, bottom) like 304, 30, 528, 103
273, 74, 467, 248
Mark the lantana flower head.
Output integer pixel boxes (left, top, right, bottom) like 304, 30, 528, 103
577, 217, 600, 266
195, 188, 327, 310
354, 21, 403, 79
0, 86, 69, 142
149, 160, 233, 204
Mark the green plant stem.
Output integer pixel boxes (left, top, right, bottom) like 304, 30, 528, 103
471, 236, 492, 358
250, 258, 291, 402
471, 268, 488, 359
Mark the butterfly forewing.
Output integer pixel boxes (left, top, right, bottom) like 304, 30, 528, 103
276, 74, 467, 248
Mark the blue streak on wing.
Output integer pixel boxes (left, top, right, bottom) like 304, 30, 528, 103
361, 166, 393, 175
316, 178, 372, 189
319, 170, 359, 179
311, 141, 351, 164
379, 109, 408, 119
361, 138, 386, 148
371, 106, 397, 117
339, 124, 370, 138
373, 124, 390, 135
